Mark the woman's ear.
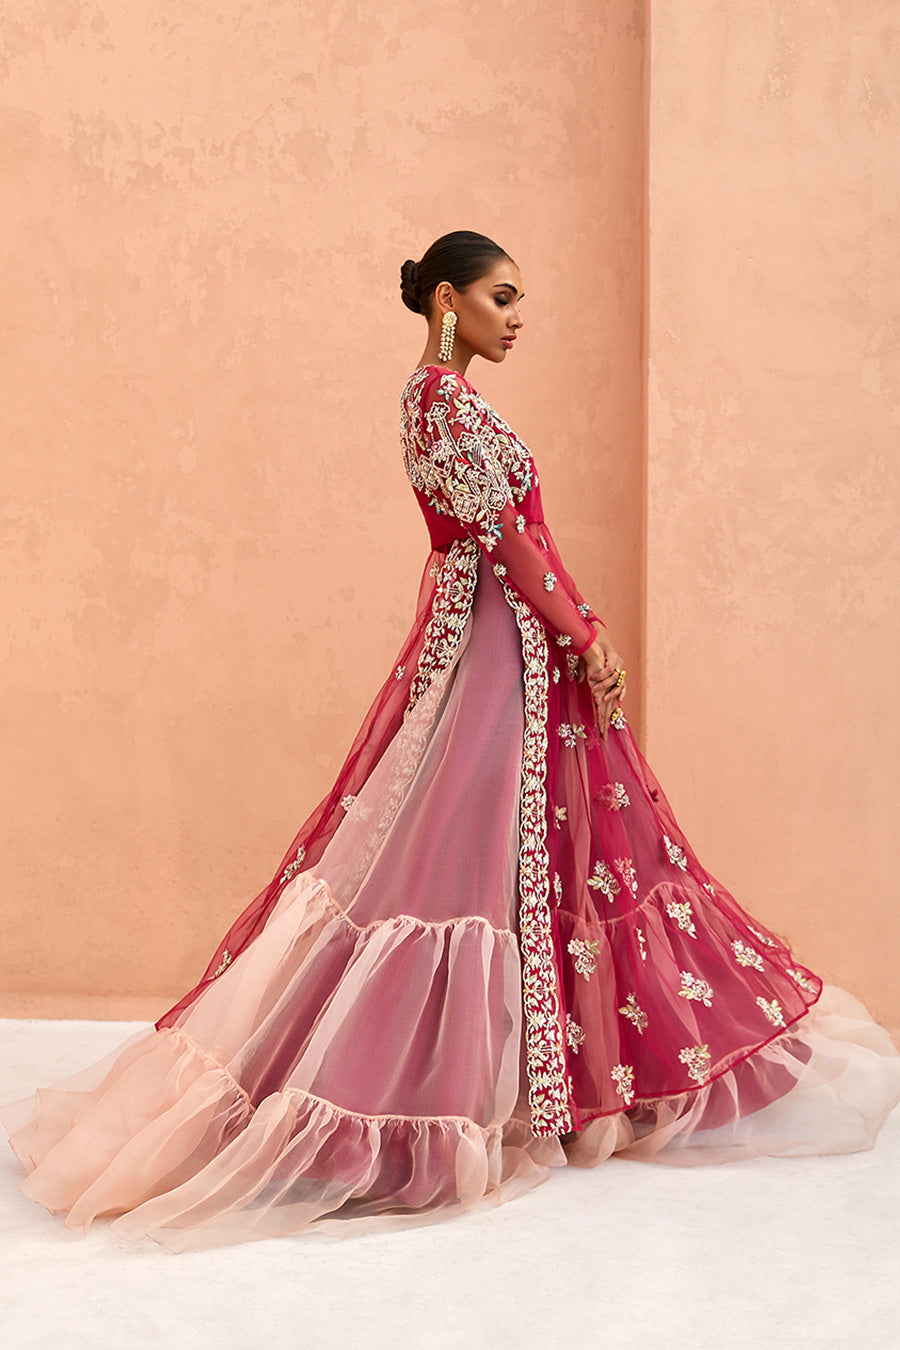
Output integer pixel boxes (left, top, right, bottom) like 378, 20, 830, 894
433, 281, 454, 314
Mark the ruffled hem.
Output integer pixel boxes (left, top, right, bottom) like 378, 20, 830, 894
0, 1023, 562, 1252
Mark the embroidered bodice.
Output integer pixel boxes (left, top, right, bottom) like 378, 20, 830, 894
400, 364, 602, 654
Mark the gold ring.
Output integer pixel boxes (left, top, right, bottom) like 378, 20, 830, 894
615, 667, 626, 688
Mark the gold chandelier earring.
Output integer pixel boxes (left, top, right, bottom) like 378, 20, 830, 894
439, 310, 457, 362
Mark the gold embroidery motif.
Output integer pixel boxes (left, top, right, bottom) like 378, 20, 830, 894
587, 861, 620, 902
501, 582, 572, 1135
408, 539, 480, 709
515, 513, 526, 532
213, 948, 233, 978
787, 967, 815, 992
666, 899, 697, 937
280, 845, 306, 885
610, 1063, 636, 1105
678, 971, 714, 1006
553, 805, 568, 828
493, 562, 507, 578
678, 1043, 711, 1084
552, 666, 561, 684
598, 782, 631, 811
568, 936, 602, 980
618, 993, 648, 1034
566, 1017, 585, 1054
614, 857, 638, 894
636, 927, 647, 960
702, 881, 716, 896
543, 572, 557, 591
566, 653, 580, 679
756, 996, 786, 1027
555, 633, 572, 647
577, 602, 591, 617
558, 723, 587, 748
731, 939, 765, 971
749, 925, 777, 948
663, 834, 688, 870
394, 665, 405, 680
340, 794, 356, 811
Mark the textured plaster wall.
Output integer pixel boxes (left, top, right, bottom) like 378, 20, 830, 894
1, 2, 646, 1014
647, 2, 899, 1028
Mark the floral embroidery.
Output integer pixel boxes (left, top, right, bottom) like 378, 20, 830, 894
756, 996, 786, 1027
501, 582, 572, 1134
577, 602, 591, 617
429, 559, 442, 578
598, 782, 631, 811
408, 539, 480, 709
636, 927, 647, 960
394, 665, 405, 680
587, 861, 620, 902
678, 1044, 712, 1084
702, 881, 716, 896
568, 936, 602, 980
213, 948, 233, 978
749, 926, 776, 948
553, 872, 563, 901
663, 834, 688, 870
609, 706, 627, 730
614, 858, 638, 893
543, 572, 557, 592
678, 971, 714, 1006
340, 794, 356, 811
731, 939, 764, 971
402, 369, 531, 528
610, 1063, 636, 1105
555, 633, 572, 647
552, 666, 561, 683
493, 562, 507, 578
279, 845, 306, 885
566, 653, 580, 679
558, 723, 587, 748
566, 1017, 585, 1054
618, 993, 648, 1034
665, 899, 697, 937
787, 967, 815, 992
553, 805, 568, 828
515, 513, 526, 532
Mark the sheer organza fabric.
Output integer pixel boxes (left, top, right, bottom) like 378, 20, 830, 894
3, 558, 898, 1251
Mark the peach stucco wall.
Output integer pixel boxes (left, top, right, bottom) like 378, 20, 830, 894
646, 2, 899, 1029
1, 3, 646, 1016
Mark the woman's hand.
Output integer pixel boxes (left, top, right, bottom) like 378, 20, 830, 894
579, 634, 626, 740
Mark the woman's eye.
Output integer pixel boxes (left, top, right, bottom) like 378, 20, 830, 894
495, 296, 510, 306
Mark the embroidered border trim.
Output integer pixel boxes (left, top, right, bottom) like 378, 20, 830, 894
502, 582, 572, 1136
408, 538, 479, 709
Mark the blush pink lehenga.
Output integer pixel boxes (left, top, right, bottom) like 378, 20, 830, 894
3, 365, 899, 1251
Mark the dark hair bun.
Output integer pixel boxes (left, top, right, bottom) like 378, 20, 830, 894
400, 258, 421, 314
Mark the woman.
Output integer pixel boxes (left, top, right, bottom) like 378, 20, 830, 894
3, 230, 898, 1251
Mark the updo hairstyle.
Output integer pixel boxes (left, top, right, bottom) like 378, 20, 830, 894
400, 231, 513, 319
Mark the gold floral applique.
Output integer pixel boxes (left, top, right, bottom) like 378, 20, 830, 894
756, 996, 786, 1027
568, 936, 602, 980
543, 572, 557, 592
678, 1043, 711, 1084
213, 948, 233, 978
559, 723, 588, 748
663, 834, 688, 870
666, 899, 698, 938
566, 1017, 586, 1054
280, 845, 306, 884
731, 939, 764, 972
553, 805, 568, 828
618, 993, 648, 1034
636, 927, 647, 960
678, 971, 714, 1006
787, 968, 815, 992
610, 1063, 636, 1105
587, 861, 620, 902
598, 782, 631, 811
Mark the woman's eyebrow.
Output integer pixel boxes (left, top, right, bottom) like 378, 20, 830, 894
494, 283, 525, 299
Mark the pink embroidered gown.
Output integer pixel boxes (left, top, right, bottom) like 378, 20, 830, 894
3, 364, 899, 1251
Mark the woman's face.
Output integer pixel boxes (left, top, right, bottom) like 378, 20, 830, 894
439, 259, 525, 364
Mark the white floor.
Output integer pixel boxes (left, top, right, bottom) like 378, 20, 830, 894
1, 1019, 898, 1350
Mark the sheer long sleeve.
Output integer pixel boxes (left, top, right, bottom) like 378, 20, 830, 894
418, 371, 599, 655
